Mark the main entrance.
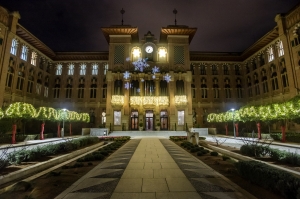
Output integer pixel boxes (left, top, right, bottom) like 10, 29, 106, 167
131, 110, 138, 130
160, 110, 168, 130
145, 110, 153, 130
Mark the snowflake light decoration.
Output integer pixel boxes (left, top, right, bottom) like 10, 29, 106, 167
163, 73, 172, 83
124, 82, 132, 90
132, 58, 149, 72
152, 66, 159, 74
126, 57, 131, 62
137, 88, 140, 93
152, 75, 156, 79
123, 71, 130, 79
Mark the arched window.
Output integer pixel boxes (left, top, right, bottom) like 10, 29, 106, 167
78, 78, 85, 98
20, 45, 28, 61
191, 84, 195, 98
262, 70, 268, 93
252, 59, 257, 70
114, 80, 123, 95
223, 65, 229, 75
90, 78, 97, 98
201, 78, 207, 99
131, 47, 141, 61
56, 63, 62, 75
10, 39, 18, 55
66, 78, 73, 98
212, 65, 218, 75
235, 65, 240, 75
247, 76, 252, 97
79, 63, 86, 75
68, 63, 75, 75
212, 78, 219, 98
254, 73, 260, 95
31, 51, 37, 66
200, 64, 206, 75
44, 76, 49, 98
36, 73, 42, 95
92, 63, 99, 75
157, 47, 167, 62
267, 46, 274, 62
259, 54, 265, 66
245, 63, 250, 74
270, 65, 278, 91
160, 80, 168, 96
102, 83, 107, 98
27, 75, 34, 93
16, 70, 25, 90
236, 78, 242, 98
53, 78, 60, 98
5, 67, 14, 87
176, 80, 184, 95
281, 67, 289, 88
277, 40, 284, 57
224, 79, 231, 98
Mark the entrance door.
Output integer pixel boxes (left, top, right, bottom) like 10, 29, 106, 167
160, 110, 168, 130
131, 111, 138, 130
145, 110, 153, 130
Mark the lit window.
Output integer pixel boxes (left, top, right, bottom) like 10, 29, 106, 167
158, 47, 167, 62
10, 39, 18, 55
277, 41, 284, 57
114, 110, 121, 125
79, 63, 86, 75
31, 51, 37, 66
68, 63, 74, 75
56, 63, 62, 75
92, 63, 98, 75
178, 111, 184, 125
131, 47, 141, 61
104, 63, 108, 75
21, 45, 28, 61
267, 47, 274, 62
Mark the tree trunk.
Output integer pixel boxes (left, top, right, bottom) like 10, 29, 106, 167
225, 124, 228, 136
257, 122, 261, 139
40, 122, 45, 140
12, 124, 17, 144
281, 125, 286, 142
235, 123, 239, 137
57, 123, 61, 137
69, 123, 72, 136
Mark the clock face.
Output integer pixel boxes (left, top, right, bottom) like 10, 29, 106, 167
145, 46, 153, 53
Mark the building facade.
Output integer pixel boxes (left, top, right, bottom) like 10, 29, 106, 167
0, 4, 300, 133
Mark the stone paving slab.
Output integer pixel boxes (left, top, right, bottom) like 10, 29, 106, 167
55, 138, 256, 199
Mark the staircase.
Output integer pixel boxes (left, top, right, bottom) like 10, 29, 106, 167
108, 131, 187, 138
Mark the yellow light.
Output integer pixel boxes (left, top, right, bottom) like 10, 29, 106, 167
129, 96, 169, 106
159, 48, 167, 57
133, 48, 141, 57
174, 95, 188, 106
111, 95, 125, 106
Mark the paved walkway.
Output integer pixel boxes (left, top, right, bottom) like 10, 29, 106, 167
55, 138, 256, 199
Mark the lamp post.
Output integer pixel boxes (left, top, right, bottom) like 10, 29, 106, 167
62, 109, 67, 138
231, 108, 236, 138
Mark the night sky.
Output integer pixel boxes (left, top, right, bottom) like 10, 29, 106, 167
0, 0, 299, 52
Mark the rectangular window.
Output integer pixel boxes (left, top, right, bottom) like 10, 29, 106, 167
79, 64, 86, 75
278, 41, 284, 57
114, 110, 121, 125
178, 110, 184, 125
10, 39, 18, 55
44, 87, 48, 97
92, 63, 99, 75
268, 47, 274, 62
68, 64, 74, 75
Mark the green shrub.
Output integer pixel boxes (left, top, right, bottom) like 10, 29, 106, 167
269, 148, 286, 161
72, 162, 84, 168
88, 162, 93, 166
235, 161, 300, 199
202, 149, 209, 154
94, 154, 105, 160
222, 156, 230, 161
199, 137, 206, 140
190, 148, 199, 153
240, 144, 270, 157
210, 151, 218, 156
99, 151, 109, 156
197, 151, 204, 156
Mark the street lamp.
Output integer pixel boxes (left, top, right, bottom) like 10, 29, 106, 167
62, 109, 67, 138
231, 108, 236, 138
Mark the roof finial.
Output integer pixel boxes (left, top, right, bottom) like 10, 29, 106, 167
173, 9, 177, 26
120, 8, 125, 25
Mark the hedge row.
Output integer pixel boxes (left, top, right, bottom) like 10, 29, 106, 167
236, 161, 300, 199
240, 144, 300, 166
5, 136, 100, 166
270, 132, 300, 143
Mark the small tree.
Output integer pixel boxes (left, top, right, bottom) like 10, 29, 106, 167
4, 102, 36, 144
35, 107, 57, 140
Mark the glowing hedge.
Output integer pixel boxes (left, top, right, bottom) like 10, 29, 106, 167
5, 102, 36, 119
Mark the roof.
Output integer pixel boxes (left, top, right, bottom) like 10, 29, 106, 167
101, 26, 139, 43
160, 25, 197, 43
